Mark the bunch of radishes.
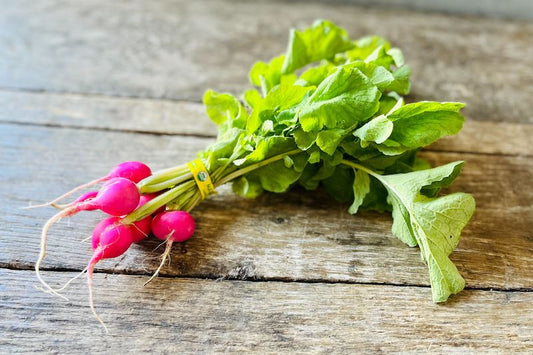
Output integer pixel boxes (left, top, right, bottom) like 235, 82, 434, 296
33, 161, 196, 331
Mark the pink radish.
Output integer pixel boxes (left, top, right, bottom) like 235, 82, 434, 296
29, 161, 151, 208
87, 221, 135, 332
91, 217, 122, 250
152, 211, 196, 242
35, 178, 140, 295
144, 211, 195, 285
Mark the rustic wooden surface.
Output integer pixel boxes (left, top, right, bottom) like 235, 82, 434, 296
2, 269, 532, 353
0, 0, 532, 353
2, 123, 532, 291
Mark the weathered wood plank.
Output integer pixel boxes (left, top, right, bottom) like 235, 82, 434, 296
1, 269, 532, 353
430, 120, 533, 157
0, 0, 532, 123
1, 124, 531, 290
0, 90, 213, 137
0, 90, 531, 157
331, 0, 533, 20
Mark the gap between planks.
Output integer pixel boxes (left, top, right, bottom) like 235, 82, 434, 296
5, 263, 532, 293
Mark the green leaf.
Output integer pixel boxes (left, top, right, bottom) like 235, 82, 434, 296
388, 65, 411, 95
353, 115, 393, 147
376, 93, 402, 116
234, 136, 296, 167
283, 155, 294, 168
308, 150, 321, 164
249, 55, 287, 95
341, 61, 395, 91
413, 156, 432, 171
375, 161, 475, 302
251, 152, 307, 193
244, 89, 263, 110
387, 47, 405, 67
293, 128, 317, 150
232, 176, 264, 198
346, 36, 391, 61
348, 170, 370, 214
203, 90, 242, 125
282, 20, 353, 74
322, 165, 354, 202
365, 46, 394, 68
200, 128, 245, 170
387, 101, 465, 148
316, 129, 345, 155
297, 63, 332, 87
297, 67, 381, 131
246, 81, 313, 133
360, 176, 391, 213
298, 157, 336, 190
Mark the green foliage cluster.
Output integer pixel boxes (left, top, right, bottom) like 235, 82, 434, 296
200, 20, 475, 302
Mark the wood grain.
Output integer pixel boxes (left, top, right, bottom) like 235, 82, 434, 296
1, 89, 531, 157
1, 123, 531, 290
1, 269, 532, 353
0, 0, 532, 123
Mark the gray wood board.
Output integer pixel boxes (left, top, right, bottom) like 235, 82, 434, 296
1, 90, 531, 157
0, 0, 532, 123
1, 123, 531, 290
321, 0, 533, 20
1, 269, 532, 353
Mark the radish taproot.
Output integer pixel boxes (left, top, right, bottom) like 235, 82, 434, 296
144, 211, 196, 285
51, 190, 99, 210
88, 221, 135, 332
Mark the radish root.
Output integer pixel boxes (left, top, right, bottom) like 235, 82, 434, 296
35, 206, 77, 298
35, 265, 89, 298
144, 238, 174, 286
26, 177, 106, 209
87, 254, 109, 334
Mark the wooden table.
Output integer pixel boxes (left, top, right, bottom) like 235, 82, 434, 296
1, 1, 532, 352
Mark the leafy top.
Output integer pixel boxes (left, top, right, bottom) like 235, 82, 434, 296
199, 20, 474, 303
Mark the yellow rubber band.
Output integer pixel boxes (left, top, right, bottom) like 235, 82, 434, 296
187, 159, 215, 200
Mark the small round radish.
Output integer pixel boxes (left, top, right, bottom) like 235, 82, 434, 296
36, 178, 140, 295
92, 222, 134, 258
91, 217, 122, 250
151, 211, 195, 242
144, 211, 195, 286
87, 222, 135, 332
32, 161, 151, 208
108, 161, 152, 183
82, 178, 140, 216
